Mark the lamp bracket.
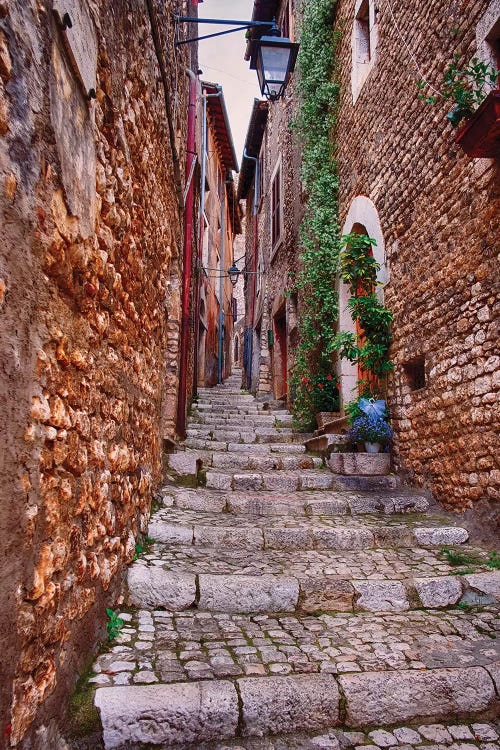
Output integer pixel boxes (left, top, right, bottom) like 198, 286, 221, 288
174, 16, 278, 47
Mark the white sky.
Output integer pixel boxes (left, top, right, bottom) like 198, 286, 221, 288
198, 0, 262, 169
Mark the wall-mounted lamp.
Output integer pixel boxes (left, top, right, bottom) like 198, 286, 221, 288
174, 16, 299, 101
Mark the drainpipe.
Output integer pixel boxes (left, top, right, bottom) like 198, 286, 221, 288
218, 184, 226, 384
176, 68, 197, 438
242, 149, 259, 391
194, 86, 222, 395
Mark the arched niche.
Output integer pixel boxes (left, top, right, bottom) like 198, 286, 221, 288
338, 196, 387, 406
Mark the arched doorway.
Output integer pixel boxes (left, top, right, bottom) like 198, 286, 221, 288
339, 196, 387, 406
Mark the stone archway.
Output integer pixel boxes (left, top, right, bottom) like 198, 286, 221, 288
338, 196, 387, 406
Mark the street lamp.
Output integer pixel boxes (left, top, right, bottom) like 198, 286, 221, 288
254, 33, 299, 101
227, 263, 241, 287
174, 16, 299, 102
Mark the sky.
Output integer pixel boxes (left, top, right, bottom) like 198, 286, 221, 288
197, 0, 262, 168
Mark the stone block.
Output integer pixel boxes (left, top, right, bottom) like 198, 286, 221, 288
173, 489, 226, 512
353, 580, 409, 611
95, 681, 238, 749
300, 578, 355, 612
340, 667, 496, 727
306, 497, 349, 516
205, 471, 233, 491
264, 527, 313, 550
167, 451, 199, 476
300, 473, 335, 490
233, 473, 264, 490
147, 520, 193, 545
198, 574, 299, 613
328, 453, 390, 476
194, 525, 263, 550
464, 571, 500, 599
127, 566, 196, 610
238, 674, 340, 736
414, 527, 469, 545
414, 576, 463, 607
314, 527, 375, 550
485, 660, 500, 694
228, 494, 306, 516
348, 495, 395, 514
262, 473, 299, 491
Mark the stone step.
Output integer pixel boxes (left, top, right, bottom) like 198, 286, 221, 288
184, 439, 306, 454
160, 486, 432, 516
93, 608, 499, 747
126, 547, 499, 613
205, 469, 336, 492
186, 428, 307, 444
190, 414, 278, 426
148, 509, 469, 551
209, 453, 323, 472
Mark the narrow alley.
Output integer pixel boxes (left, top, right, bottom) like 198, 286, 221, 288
0, 0, 499, 748
90, 373, 499, 748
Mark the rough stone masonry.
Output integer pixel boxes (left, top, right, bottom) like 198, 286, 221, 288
0, 0, 191, 745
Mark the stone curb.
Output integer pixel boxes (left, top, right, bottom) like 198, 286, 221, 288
94, 666, 499, 749
95, 681, 238, 749
339, 666, 498, 727
127, 566, 500, 613
148, 518, 469, 552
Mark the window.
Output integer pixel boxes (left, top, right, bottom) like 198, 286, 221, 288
403, 357, 426, 392
351, 0, 378, 103
271, 162, 282, 250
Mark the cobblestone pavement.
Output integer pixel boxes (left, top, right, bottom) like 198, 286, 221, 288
91, 608, 500, 687
90, 373, 500, 749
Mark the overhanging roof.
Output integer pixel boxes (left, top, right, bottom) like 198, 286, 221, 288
202, 81, 238, 173
244, 0, 280, 67
237, 99, 269, 200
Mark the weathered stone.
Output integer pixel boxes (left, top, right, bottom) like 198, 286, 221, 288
95, 681, 238, 749
172, 489, 226, 513
328, 453, 390, 476
484, 660, 500, 694
464, 571, 500, 600
314, 527, 375, 550
414, 527, 469, 545
238, 675, 340, 736
206, 471, 233, 491
368, 730, 397, 747
148, 520, 193, 545
194, 525, 263, 550
228, 494, 306, 516
418, 724, 453, 743
306, 497, 349, 516
340, 667, 496, 727
414, 576, 462, 607
198, 574, 299, 613
168, 452, 200, 476
348, 495, 395, 514
392, 727, 422, 744
300, 578, 355, 612
127, 567, 196, 610
300, 473, 335, 490
353, 581, 409, 612
264, 528, 313, 550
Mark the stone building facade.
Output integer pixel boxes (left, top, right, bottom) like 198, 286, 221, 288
0, 0, 196, 744
241, 0, 499, 517
334, 0, 499, 515
197, 82, 240, 388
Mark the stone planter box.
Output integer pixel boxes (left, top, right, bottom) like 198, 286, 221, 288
328, 452, 390, 476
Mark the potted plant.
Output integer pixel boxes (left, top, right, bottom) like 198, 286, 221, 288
418, 55, 500, 158
300, 372, 340, 428
346, 413, 393, 453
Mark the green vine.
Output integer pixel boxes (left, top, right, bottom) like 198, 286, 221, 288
333, 233, 393, 382
291, 0, 341, 428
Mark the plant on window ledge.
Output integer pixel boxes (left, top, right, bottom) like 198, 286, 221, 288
290, 0, 341, 429
418, 55, 500, 157
332, 233, 393, 384
418, 56, 499, 126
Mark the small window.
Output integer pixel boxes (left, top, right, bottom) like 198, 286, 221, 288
355, 0, 370, 64
403, 357, 426, 391
351, 0, 378, 103
271, 162, 282, 249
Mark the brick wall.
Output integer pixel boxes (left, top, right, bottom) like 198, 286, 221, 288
335, 0, 499, 514
0, 0, 190, 744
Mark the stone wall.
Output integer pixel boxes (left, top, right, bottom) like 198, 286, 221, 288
335, 0, 499, 514
0, 0, 190, 744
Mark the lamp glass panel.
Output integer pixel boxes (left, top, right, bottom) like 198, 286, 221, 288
259, 44, 289, 83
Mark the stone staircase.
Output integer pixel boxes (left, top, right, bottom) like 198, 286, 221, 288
90, 370, 500, 749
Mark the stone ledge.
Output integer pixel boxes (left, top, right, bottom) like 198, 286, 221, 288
328, 453, 390, 476
95, 681, 238, 749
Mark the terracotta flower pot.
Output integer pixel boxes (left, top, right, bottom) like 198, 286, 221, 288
455, 90, 500, 158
